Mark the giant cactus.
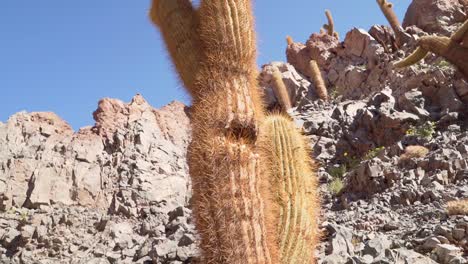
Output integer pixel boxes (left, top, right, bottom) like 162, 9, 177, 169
394, 19, 468, 80
150, 0, 320, 263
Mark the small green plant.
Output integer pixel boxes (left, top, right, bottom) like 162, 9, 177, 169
435, 59, 452, 69
329, 87, 340, 100
364, 146, 385, 160
406, 121, 436, 140
328, 164, 347, 179
356, 64, 367, 71
328, 177, 344, 195
19, 210, 29, 223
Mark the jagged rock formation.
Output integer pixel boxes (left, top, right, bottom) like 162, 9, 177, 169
0, 95, 199, 263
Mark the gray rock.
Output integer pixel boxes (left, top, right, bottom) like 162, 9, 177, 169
434, 244, 463, 264
362, 236, 392, 258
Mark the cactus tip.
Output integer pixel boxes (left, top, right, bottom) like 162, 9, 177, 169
394, 47, 429, 68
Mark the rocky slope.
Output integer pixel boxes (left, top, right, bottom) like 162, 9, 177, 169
1, 0, 467, 263
260, 0, 468, 263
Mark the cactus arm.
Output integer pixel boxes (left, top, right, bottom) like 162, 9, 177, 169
450, 19, 468, 44
272, 68, 293, 111
419, 36, 468, 79
394, 47, 429, 68
376, 0, 403, 47
324, 10, 335, 36
259, 115, 320, 264
395, 35, 468, 80
149, 0, 200, 94
308, 60, 329, 101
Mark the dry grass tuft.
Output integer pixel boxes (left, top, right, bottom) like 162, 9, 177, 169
400, 145, 429, 160
447, 199, 468, 216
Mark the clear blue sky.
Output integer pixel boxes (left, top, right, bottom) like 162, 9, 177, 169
0, 1, 411, 130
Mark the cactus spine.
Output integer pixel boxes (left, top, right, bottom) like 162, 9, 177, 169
259, 115, 320, 264
309, 60, 328, 101
272, 68, 293, 111
394, 19, 468, 80
376, 0, 404, 47
150, 0, 320, 263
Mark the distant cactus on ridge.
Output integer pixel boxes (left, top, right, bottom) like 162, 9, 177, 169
271, 68, 293, 111
309, 60, 329, 101
323, 10, 339, 39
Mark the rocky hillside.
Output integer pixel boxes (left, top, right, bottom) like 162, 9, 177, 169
1, 0, 467, 263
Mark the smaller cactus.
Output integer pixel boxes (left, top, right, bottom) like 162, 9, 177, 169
286, 36, 294, 46
394, 19, 468, 80
272, 68, 293, 111
376, 0, 404, 47
308, 60, 328, 101
323, 10, 339, 39
259, 114, 320, 264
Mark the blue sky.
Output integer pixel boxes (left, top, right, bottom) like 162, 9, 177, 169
0, 1, 411, 130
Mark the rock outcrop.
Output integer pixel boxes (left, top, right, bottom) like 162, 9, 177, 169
0, 95, 199, 263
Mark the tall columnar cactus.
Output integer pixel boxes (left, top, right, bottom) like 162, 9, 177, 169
272, 68, 293, 111
376, 0, 404, 47
150, 0, 320, 263
323, 10, 339, 39
309, 60, 329, 101
259, 115, 320, 264
394, 19, 468, 80
286, 36, 294, 46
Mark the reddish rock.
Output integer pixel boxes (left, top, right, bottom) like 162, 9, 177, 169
403, 0, 467, 35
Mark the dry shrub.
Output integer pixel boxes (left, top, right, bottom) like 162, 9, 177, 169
400, 145, 429, 160
447, 199, 468, 216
